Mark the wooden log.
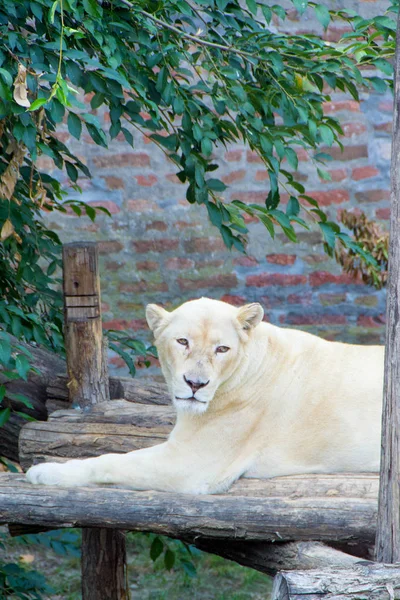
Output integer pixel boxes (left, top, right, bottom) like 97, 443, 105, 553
81, 529, 127, 600
0, 473, 379, 546
195, 540, 364, 577
0, 337, 65, 461
375, 6, 400, 566
46, 375, 170, 407
271, 563, 400, 600
62, 242, 127, 600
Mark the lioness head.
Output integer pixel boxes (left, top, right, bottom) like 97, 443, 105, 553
146, 297, 264, 414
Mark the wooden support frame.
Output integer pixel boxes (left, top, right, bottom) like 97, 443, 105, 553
62, 243, 128, 600
375, 4, 400, 565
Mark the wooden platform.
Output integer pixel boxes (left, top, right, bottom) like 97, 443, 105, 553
0, 472, 378, 545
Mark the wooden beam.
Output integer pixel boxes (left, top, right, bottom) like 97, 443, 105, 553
271, 563, 400, 600
375, 5, 400, 565
62, 242, 127, 600
0, 473, 378, 545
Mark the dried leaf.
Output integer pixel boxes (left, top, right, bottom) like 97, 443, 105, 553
0, 219, 15, 241
19, 553, 35, 564
0, 143, 26, 200
13, 64, 30, 108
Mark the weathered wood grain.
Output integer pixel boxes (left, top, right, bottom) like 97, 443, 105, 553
375, 7, 400, 566
0, 473, 378, 545
271, 563, 400, 599
62, 242, 127, 600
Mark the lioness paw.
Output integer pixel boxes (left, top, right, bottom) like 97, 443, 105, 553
26, 461, 89, 487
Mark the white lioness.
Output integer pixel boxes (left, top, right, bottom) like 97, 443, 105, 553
27, 297, 384, 493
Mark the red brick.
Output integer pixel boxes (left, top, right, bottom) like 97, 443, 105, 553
321, 169, 347, 183
342, 122, 367, 137
104, 176, 124, 189
378, 100, 393, 112
283, 313, 347, 325
178, 274, 237, 290
126, 199, 160, 212
374, 122, 392, 134
136, 260, 159, 271
166, 173, 182, 184
146, 221, 168, 232
266, 254, 296, 266
255, 170, 268, 182
184, 237, 225, 253
319, 293, 347, 306
225, 150, 243, 162
220, 294, 247, 306
324, 26, 352, 43
307, 190, 349, 207
309, 271, 362, 286
195, 259, 224, 269
119, 281, 168, 293
357, 314, 386, 327
246, 150, 263, 163
321, 145, 368, 161
103, 319, 132, 331
175, 221, 195, 229
323, 100, 360, 114
355, 189, 390, 203
233, 256, 259, 267
132, 240, 179, 253
105, 261, 125, 271
287, 293, 312, 305
55, 132, 70, 143
303, 254, 328, 265
165, 257, 195, 270
376, 207, 390, 220
242, 213, 259, 224
98, 240, 123, 254
92, 153, 150, 168
351, 166, 379, 181
222, 169, 246, 184
88, 200, 120, 214
296, 148, 309, 161
109, 356, 126, 368
234, 191, 267, 205
246, 274, 307, 287
136, 174, 158, 187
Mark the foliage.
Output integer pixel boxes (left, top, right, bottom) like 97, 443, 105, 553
337, 210, 389, 289
0, 531, 54, 599
148, 533, 200, 577
0, 0, 397, 396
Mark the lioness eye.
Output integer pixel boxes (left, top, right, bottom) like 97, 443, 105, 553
216, 346, 230, 353
177, 338, 188, 346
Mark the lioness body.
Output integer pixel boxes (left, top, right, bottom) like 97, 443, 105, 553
27, 298, 383, 493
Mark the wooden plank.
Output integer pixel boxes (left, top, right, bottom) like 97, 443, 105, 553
0, 473, 378, 545
375, 6, 400, 566
271, 564, 400, 600
62, 242, 127, 600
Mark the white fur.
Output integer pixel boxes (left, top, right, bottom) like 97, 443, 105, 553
27, 297, 383, 494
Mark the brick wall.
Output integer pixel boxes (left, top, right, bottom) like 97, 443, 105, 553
41, 0, 391, 377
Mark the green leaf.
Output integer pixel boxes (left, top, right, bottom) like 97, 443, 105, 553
320, 222, 337, 249
15, 354, 30, 380
206, 178, 227, 192
0, 408, 11, 427
29, 97, 47, 111
315, 4, 330, 29
373, 58, 393, 76
286, 196, 300, 217
0, 68, 12, 87
246, 0, 257, 15
150, 537, 163, 561
292, 0, 308, 15
49, 0, 59, 24
0, 336, 11, 366
319, 124, 334, 146
164, 549, 176, 570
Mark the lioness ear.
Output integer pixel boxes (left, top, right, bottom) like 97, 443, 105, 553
237, 303, 264, 330
146, 304, 169, 336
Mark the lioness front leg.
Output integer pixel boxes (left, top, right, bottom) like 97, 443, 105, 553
26, 442, 218, 494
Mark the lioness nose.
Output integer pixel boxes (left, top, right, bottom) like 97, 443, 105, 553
184, 376, 209, 393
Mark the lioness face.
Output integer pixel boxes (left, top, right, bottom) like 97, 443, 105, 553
146, 298, 263, 414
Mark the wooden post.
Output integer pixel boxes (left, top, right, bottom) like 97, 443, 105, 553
375, 6, 400, 565
62, 242, 128, 600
